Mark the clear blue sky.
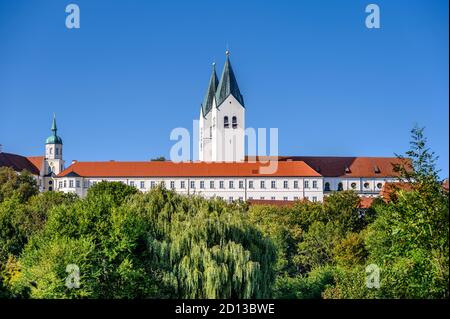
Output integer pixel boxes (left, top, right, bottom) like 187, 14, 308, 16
0, 0, 448, 177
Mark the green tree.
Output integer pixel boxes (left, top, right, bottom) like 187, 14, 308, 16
10, 185, 276, 299
0, 167, 38, 203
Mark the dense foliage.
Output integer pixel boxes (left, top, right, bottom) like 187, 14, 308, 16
0, 126, 448, 298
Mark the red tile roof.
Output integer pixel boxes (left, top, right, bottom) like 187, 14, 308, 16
380, 182, 414, 202
57, 161, 322, 178
245, 156, 408, 178
443, 179, 449, 192
0, 152, 43, 175
26, 156, 44, 173
359, 196, 375, 208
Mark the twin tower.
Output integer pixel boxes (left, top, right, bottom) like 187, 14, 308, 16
198, 51, 245, 162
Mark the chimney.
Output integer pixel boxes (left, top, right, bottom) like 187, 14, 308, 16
71, 160, 78, 165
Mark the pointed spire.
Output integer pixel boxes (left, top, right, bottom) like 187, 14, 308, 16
216, 50, 244, 107
201, 62, 219, 116
51, 113, 57, 134
46, 114, 63, 145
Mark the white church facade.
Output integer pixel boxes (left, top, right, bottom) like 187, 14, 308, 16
0, 51, 404, 203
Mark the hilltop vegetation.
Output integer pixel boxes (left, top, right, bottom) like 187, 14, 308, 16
0, 126, 448, 299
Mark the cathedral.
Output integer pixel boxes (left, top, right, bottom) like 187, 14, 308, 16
0, 51, 405, 203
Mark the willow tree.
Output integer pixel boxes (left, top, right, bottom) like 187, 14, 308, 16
126, 187, 276, 298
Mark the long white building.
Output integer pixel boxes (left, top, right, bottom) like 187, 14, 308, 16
0, 51, 404, 202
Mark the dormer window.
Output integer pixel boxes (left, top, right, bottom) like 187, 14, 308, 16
232, 116, 237, 129
224, 116, 229, 128
374, 166, 381, 174
345, 166, 351, 174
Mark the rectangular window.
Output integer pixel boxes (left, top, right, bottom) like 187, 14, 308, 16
239, 180, 244, 189
283, 180, 288, 189
63, 180, 67, 188
260, 181, 265, 189
69, 180, 74, 188
239, 197, 243, 201
130, 181, 135, 187
248, 196, 253, 200
294, 196, 299, 200
170, 181, 175, 189
294, 181, 299, 189
140, 181, 145, 189
229, 181, 234, 189
76, 180, 80, 188
228, 197, 233, 202
200, 181, 205, 189
312, 196, 317, 202
313, 180, 318, 189
283, 196, 288, 201
271, 196, 275, 200
271, 180, 276, 189
220, 181, 224, 189
304, 180, 309, 189
210, 181, 215, 189
260, 196, 265, 200
180, 181, 186, 189
151, 181, 156, 188
249, 181, 254, 189
190, 181, 195, 189
161, 181, 165, 188
59, 181, 63, 188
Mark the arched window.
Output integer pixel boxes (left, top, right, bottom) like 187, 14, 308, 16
232, 116, 237, 129
56, 147, 59, 155
48, 166, 52, 174
324, 182, 330, 191
337, 182, 343, 191
224, 116, 229, 128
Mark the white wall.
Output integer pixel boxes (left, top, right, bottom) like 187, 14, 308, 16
212, 95, 245, 162
54, 176, 324, 202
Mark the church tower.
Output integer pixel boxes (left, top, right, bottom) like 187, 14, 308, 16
44, 114, 65, 176
199, 50, 245, 162
199, 63, 218, 162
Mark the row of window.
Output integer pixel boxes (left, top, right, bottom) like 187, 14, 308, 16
47, 147, 61, 155
57, 179, 320, 190
57, 179, 384, 192
324, 182, 383, 191
223, 116, 238, 129
113, 179, 319, 190
207, 196, 318, 202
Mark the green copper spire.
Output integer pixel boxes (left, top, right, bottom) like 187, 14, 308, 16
46, 114, 63, 145
51, 113, 57, 132
216, 50, 244, 107
201, 63, 219, 117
